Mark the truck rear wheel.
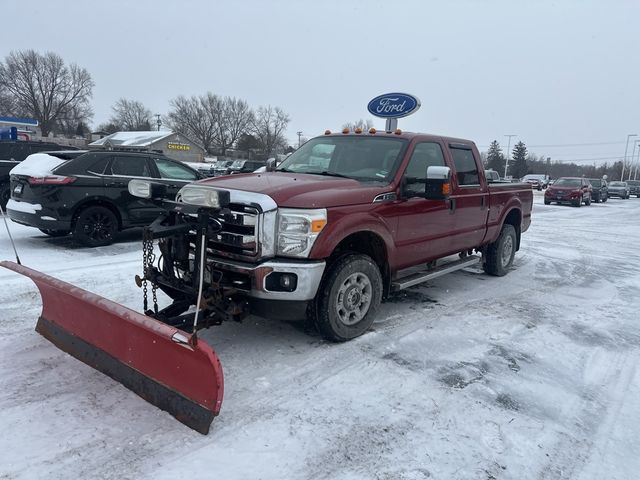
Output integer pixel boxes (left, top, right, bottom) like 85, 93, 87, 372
311, 254, 382, 342
483, 224, 516, 277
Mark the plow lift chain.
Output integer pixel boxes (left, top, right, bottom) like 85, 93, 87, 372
142, 228, 159, 315
135, 206, 249, 334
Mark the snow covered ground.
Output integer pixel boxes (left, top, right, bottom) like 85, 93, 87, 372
1, 193, 639, 480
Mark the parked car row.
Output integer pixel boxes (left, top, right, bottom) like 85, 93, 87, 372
544, 176, 639, 206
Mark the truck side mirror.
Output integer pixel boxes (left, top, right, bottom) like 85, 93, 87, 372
266, 158, 277, 172
425, 166, 452, 200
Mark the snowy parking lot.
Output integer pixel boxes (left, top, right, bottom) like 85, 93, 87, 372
1, 192, 639, 480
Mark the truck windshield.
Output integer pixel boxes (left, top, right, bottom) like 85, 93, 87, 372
277, 136, 408, 182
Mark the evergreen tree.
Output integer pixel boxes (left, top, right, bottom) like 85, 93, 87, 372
486, 140, 504, 174
510, 141, 529, 179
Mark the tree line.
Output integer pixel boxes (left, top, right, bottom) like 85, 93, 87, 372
483, 139, 626, 181
0, 50, 290, 156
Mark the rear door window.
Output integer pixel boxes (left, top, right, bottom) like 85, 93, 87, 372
153, 158, 198, 180
109, 156, 151, 177
449, 147, 479, 186
87, 156, 110, 175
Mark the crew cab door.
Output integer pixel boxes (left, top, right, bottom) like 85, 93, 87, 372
394, 141, 454, 268
446, 144, 489, 250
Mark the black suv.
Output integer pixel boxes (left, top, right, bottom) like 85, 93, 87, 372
628, 180, 640, 198
587, 178, 608, 203
227, 159, 267, 174
1, 140, 77, 208
7, 150, 202, 246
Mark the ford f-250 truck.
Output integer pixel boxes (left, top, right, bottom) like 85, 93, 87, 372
129, 129, 533, 342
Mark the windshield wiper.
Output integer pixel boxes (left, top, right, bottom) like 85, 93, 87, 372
276, 167, 294, 172
316, 171, 352, 179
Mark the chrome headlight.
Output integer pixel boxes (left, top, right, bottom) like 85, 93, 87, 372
276, 208, 327, 257
179, 185, 230, 208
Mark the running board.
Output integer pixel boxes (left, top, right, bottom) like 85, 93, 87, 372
392, 255, 481, 291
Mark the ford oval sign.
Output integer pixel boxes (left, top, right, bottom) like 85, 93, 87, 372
367, 93, 421, 119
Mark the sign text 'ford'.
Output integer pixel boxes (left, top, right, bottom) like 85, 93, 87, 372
367, 93, 421, 119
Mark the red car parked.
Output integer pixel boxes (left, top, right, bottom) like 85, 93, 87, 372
544, 177, 592, 207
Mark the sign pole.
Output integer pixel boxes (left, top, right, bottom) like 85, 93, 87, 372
385, 118, 398, 131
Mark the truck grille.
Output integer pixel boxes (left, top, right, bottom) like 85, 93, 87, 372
205, 203, 260, 259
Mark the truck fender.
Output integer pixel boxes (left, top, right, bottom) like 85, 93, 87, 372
310, 211, 395, 265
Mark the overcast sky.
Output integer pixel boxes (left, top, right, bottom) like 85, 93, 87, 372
3, 0, 639, 164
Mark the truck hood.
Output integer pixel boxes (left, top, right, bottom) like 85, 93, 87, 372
195, 172, 390, 208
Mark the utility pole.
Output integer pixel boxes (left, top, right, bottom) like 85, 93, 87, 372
630, 140, 640, 180
155, 114, 162, 131
296, 131, 303, 148
503, 134, 517, 178
622, 133, 637, 180
632, 143, 640, 180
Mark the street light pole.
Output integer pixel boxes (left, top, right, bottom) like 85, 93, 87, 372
504, 134, 517, 178
631, 140, 640, 181
632, 144, 640, 180
622, 133, 637, 180
296, 131, 303, 148
629, 140, 640, 181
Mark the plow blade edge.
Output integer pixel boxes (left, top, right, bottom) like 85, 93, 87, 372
1, 261, 223, 434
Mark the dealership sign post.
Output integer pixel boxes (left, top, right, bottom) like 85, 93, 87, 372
367, 93, 421, 131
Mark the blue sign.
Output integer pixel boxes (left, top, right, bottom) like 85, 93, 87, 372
0, 127, 18, 140
0, 116, 38, 126
367, 93, 421, 119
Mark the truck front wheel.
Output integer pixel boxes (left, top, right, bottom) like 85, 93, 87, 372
311, 254, 382, 342
483, 224, 517, 277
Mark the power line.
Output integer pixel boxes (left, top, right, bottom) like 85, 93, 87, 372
550, 156, 623, 163
527, 141, 625, 148
478, 140, 626, 149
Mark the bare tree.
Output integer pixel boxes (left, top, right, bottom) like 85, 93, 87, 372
0, 50, 93, 136
56, 104, 93, 137
0, 86, 25, 117
167, 94, 217, 153
251, 106, 290, 156
342, 118, 374, 131
213, 97, 254, 155
108, 98, 152, 131
168, 93, 254, 155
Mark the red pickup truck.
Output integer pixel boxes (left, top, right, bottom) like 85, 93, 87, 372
1, 129, 533, 434
130, 129, 533, 342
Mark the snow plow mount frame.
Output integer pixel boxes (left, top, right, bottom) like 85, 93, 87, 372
141, 200, 250, 332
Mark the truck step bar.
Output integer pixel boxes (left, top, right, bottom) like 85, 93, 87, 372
392, 255, 481, 291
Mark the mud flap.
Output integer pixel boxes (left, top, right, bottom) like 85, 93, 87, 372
1, 260, 223, 434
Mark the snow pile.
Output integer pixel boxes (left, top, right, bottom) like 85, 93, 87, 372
0, 194, 639, 479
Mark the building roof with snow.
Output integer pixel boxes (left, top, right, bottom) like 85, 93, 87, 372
89, 130, 174, 148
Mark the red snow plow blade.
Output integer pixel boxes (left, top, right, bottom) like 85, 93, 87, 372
1, 260, 223, 434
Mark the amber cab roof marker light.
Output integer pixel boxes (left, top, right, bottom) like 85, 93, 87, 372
342, 128, 350, 134
369, 128, 377, 134
324, 130, 331, 135
354, 128, 363, 134
394, 129, 402, 135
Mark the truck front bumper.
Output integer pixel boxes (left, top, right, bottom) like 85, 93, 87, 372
209, 257, 326, 301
